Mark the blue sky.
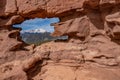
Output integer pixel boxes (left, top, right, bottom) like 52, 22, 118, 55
13, 18, 59, 32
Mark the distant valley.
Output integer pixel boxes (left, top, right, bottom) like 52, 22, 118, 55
21, 29, 67, 45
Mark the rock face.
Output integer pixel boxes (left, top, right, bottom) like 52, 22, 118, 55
0, 0, 120, 80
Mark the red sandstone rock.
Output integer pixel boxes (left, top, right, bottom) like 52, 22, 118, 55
0, 0, 120, 80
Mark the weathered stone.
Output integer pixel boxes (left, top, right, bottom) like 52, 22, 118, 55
0, 0, 120, 80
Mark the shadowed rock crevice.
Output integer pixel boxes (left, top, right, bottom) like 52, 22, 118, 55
25, 60, 43, 80
0, 0, 6, 17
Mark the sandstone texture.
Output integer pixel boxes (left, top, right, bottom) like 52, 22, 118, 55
0, 0, 120, 80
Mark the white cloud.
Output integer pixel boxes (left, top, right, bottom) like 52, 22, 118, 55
13, 18, 59, 32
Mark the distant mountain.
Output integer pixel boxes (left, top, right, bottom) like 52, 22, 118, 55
21, 29, 67, 45
21, 28, 47, 33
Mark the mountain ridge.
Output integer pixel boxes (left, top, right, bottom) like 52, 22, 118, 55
21, 31, 68, 45
21, 28, 47, 33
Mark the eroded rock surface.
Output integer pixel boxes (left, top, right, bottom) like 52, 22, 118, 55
0, 0, 120, 80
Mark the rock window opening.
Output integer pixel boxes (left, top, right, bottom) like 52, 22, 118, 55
13, 18, 68, 45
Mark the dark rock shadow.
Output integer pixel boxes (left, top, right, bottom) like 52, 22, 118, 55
25, 60, 43, 80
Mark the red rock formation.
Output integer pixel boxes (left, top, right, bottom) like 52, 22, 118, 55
0, 0, 120, 80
